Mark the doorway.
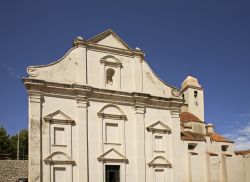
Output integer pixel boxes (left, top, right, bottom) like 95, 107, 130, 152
105, 165, 120, 182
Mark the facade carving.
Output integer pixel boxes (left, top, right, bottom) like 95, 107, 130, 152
23, 29, 250, 182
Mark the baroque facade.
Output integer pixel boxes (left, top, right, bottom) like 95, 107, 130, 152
23, 29, 250, 182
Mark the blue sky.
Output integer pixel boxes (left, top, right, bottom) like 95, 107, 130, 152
0, 0, 249, 149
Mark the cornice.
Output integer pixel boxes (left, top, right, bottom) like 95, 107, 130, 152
180, 85, 204, 94
74, 41, 144, 58
97, 112, 127, 120
22, 78, 184, 110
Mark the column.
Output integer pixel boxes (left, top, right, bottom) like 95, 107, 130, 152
28, 94, 43, 182
134, 105, 146, 182
76, 96, 89, 182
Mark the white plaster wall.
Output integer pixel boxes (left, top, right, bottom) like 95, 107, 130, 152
28, 47, 87, 85
182, 87, 204, 121
86, 50, 135, 92
142, 61, 172, 98
227, 155, 244, 182
87, 101, 138, 182
41, 96, 77, 182
145, 108, 174, 182
245, 154, 250, 182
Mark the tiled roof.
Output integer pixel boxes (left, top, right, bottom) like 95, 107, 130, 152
181, 131, 206, 141
180, 112, 202, 123
208, 133, 233, 143
235, 149, 250, 156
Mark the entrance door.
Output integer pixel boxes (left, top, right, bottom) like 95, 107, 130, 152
105, 165, 120, 182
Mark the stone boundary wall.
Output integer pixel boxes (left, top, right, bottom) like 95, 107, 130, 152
0, 160, 28, 182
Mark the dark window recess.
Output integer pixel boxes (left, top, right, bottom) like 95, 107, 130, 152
221, 145, 228, 152
182, 94, 185, 100
105, 165, 120, 182
194, 90, 198, 98
188, 143, 198, 150
106, 68, 115, 85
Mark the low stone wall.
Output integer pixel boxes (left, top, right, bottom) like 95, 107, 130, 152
0, 160, 28, 182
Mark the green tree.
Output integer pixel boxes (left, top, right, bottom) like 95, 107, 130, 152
0, 126, 10, 154
9, 129, 28, 159
0, 126, 28, 159
19, 129, 28, 159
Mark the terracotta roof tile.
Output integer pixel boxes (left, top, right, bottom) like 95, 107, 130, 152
181, 131, 206, 141
208, 133, 233, 143
235, 149, 250, 156
180, 112, 202, 123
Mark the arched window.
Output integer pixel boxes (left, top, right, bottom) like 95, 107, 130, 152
106, 68, 115, 85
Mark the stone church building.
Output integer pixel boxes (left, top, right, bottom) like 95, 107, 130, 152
23, 29, 250, 182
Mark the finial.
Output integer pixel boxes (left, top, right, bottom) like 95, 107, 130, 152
73, 36, 85, 47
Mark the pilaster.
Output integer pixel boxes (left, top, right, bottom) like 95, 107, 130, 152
28, 93, 43, 182
133, 56, 143, 92
76, 96, 89, 182
171, 108, 181, 182
134, 105, 146, 182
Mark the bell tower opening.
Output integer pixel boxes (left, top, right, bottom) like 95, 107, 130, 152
106, 68, 115, 85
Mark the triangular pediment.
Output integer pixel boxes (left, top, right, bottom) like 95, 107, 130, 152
97, 148, 128, 163
44, 110, 75, 124
88, 29, 131, 50
148, 156, 172, 168
147, 121, 171, 133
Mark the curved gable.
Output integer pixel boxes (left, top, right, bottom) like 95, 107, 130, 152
44, 151, 75, 165
97, 104, 127, 120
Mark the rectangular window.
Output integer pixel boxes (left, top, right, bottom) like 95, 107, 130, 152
105, 165, 120, 182
54, 127, 65, 145
53, 167, 66, 182
106, 123, 119, 144
154, 135, 163, 152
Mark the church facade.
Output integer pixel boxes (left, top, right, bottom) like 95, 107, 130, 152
23, 29, 250, 182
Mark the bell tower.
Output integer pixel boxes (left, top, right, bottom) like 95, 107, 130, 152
181, 76, 204, 121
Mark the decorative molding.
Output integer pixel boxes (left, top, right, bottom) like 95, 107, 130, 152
180, 85, 204, 94
100, 55, 123, 68
22, 78, 184, 110
52, 144, 67, 147
97, 113, 127, 120
190, 152, 198, 155
207, 152, 218, 156
44, 110, 75, 125
27, 67, 39, 77
97, 104, 127, 120
97, 148, 128, 164
134, 105, 146, 114
88, 29, 131, 50
29, 95, 42, 103
171, 88, 180, 97
148, 156, 172, 168
170, 109, 181, 118
44, 151, 75, 166
147, 121, 171, 134
76, 96, 89, 108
